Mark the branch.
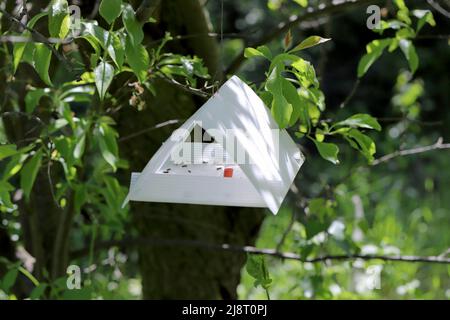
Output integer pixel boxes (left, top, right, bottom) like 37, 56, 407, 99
0, 8, 73, 72
0, 35, 72, 44
276, 207, 299, 252
71, 237, 450, 264
427, 0, 450, 19
88, 0, 101, 20
147, 32, 248, 46
155, 68, 214, 98
136, 0, 161, 24
119, 119, 182, 142
225, 0, 379, 75
372, 137, 450, 165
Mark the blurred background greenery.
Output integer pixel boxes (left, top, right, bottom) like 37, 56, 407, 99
0, 0, 449, 299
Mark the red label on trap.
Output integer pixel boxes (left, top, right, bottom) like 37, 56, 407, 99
224, 168, 233, 178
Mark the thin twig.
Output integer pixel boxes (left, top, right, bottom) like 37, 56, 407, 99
377, 117, 443, 126
339, 78, 360, 108
0, 7, 73, 72
427, 0, 450, 19
0, 35, 73, 44
46, 159, 62, 209
0, 111, 45, 127
88, 0, 101, 20
276, 209, 298, 253
119, 119, 182, 142
147, 33, 247, 46
415, 34, 450, 40
225, 0, 380, 75
155, 69, 213, 98
70, 237, 450, 264
372, 137, 450, 165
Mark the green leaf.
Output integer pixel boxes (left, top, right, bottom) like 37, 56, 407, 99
12, 12, 48, 74
30, 284, 48, 299
2, 268, 18, 293
94, 61, 115, 100
33, 44, 53, 86
13, 43, 27, 75
125, 37, 150, 83
246, 254, 272, 290
289, 36, 331, 53
244, 47, 266, 59
281, 79, 303, 126
291, 58, 319, 88
122, 3, 144, 45
313, 139, 339, 164
62, 287, 93, 299
73, 134, 86, 160
256, 45, 273, 60
0, 181, 15, 208
25, 89, 47, 113
2, 154, 24, 181
0, 145, 18, 161
283, 29, 292, 51
357, 38, 392, 78
268, 53, 300, 73
413, 10, 436, 32
49, 0, 70, 39
96, 124, 119, 171
305, 219, 328, 240
345, 129, 377, 162
100, 0, 123, 24
293, 0, 308, 8
73, 184, 87, 215
335, 113, 381, 131
399, 39, 419, 74
265, 66, 292, 128
395, 27, 415, 40
20, 149, 43, 201
81, 23, 124, 68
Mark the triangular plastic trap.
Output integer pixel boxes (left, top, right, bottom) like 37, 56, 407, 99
123, 76, 305, 214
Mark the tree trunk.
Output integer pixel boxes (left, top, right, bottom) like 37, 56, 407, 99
115, 0, 266, 299
117, 79, 265, 299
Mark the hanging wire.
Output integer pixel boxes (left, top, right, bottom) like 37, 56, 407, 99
212, 0, 224, 94
220, 0, 224, 63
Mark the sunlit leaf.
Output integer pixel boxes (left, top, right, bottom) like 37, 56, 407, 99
357, 39, 392, 78
413, 10, 436, 32
335, 113, 381, 131
345, 128, 377, 162
246, 254, 272, 290
399, 39, 419, 74
290, 36, 331, 53
265, 66, 292, 128
293, 0, 308, 8
94, 61, 115, 100
313, 139, 339, 164
49, 0, 70, 39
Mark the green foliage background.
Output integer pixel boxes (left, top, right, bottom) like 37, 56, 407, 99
0, 0, 449, 299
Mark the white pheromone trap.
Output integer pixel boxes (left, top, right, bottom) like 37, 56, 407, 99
123, 76, 305, 214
